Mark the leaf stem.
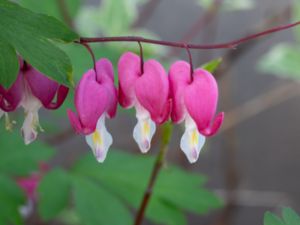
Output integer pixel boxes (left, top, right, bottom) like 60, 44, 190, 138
79, 20, 300, 50
134, 123, 173, 225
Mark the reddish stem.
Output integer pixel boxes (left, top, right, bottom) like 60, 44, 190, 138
79, 20, 300, 50
137, 41, 144, 74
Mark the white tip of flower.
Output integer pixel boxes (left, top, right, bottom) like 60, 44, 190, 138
133, 113, 156, 154
180, 116, 205, 163
85, 115, 112, 163
21, 111, 39, 145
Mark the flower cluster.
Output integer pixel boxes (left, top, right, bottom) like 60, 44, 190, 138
68, 52, 224, 163
0, 59, 69, 144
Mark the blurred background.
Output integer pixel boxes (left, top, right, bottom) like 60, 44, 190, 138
1, 0, 300, 225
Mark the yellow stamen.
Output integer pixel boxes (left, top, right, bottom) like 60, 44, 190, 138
142, 120, 150, 136
92, 130, 102, 146
189, 129, 198, 146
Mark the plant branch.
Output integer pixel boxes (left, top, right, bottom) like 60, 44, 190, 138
134, 123, 173, 225
79, 20, 300, 49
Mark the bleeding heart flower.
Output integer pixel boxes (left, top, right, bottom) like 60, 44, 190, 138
67, 58, 117, 163
118, 52, 171, 153
0, 62, 69, 145
169, 61, 224, 163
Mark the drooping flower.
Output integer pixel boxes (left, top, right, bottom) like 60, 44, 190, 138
67, 58, 117, 162
118, 52, 171, 153
0, 62, 69, 144
169, 61, 224, 163
16, 162, 49, 218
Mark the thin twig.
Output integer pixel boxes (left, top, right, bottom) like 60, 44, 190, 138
79, 20, 300, 49
221, 82, 300, 133
134, 123, 173, 225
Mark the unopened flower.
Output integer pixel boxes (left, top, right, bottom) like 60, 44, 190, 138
118, 52, 171, 153
0, 62, 69, 144
67, 59, 117, 162
169, 61, 224, 163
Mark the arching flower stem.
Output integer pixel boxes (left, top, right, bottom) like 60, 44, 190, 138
79, 20, 300, 50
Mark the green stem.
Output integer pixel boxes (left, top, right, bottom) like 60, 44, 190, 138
133, 123, 173, 225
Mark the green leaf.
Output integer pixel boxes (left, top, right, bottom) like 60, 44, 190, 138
201, 58, 222, 73
196, 0, 254, 11
0, 175, 26, 225
264, 212, 285, 225
258, 43, 300, 80
72, 176, 132, 225
19, 0, 81, 24
38, 169, 71, 221
72, 150, 222, 225
0, 39, 19, 88
282, 207, 300, 225
76, 0, 149, 36
0, 127, 55, 176
147, 198, 187, 225
0, 0, 78, 86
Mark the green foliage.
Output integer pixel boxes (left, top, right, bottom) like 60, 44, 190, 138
76, 0, 147, 36
71, 150, 222, 225
73, 176, 132, 225
0, 40, 19, 88
258, 43, 300, 80
201, 58, 222, 73
0, 123, 55, 225
0, 126, 55, 176
264, 208, 300, 225
19, 0, 81, 24
0, 175, 26, 225
0, 0, 78, 87
38, 169, 71, 221
196, 0, 254, 11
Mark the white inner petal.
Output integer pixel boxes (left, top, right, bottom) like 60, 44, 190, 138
85, 115, 112, 163
21, 110, 40, 145
180, 115, 205, 163
133, 104, 156, 153
20, 80, 42, 145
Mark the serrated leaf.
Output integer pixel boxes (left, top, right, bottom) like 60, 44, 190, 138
0, 39, 19, 88
0, 175, 26, 225
258, 43, 300, 80
38, 169, 71, 221
196, 0, 254, 11
201, 58, 222, 73
72, 176, 132, 225
0, 127, 55, 176
282, 207, 300, 225
264, 212, 285, 225
0, 0, 78, 86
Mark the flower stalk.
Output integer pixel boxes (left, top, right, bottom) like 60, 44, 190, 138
79, 20, 300, 50
134, 122, 173, 225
